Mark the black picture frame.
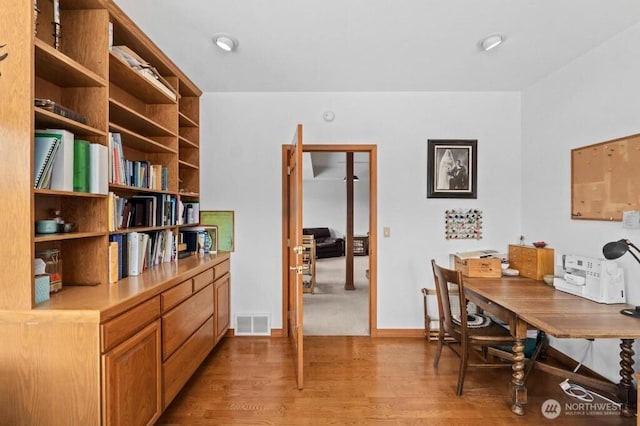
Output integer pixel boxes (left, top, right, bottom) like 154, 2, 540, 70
427, 139, 477, 199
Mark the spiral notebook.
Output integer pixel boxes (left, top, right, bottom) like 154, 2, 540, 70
34, 132, 62, 189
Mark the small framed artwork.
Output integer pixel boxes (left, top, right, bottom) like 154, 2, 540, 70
427, 139, 477, 199
200, 210, 234, 251
202, 226, 218, 254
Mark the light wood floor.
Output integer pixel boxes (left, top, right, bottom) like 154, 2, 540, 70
157, 336, 635, 425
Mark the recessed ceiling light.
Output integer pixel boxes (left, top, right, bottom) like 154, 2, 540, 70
479, 34, 505, 52
212, 33, 239, 52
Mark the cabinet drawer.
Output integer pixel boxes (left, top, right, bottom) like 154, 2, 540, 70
161, 279, 193, 312
162, 284, 214, 360
193, 268, 214, 292
101, 296, 161, 352
214, 259, 230, 280
163, 316, 214, 408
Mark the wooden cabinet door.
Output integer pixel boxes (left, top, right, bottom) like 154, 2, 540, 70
214, 274, 230, 343
102, 320, 161, 426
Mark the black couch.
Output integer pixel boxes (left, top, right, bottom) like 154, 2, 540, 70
303, 227, 344, 259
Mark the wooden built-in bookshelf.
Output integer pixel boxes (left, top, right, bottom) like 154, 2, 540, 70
0, 1, 229, 424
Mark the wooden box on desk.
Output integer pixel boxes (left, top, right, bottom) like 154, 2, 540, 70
454, 256, 501, 278
508, 244, 554, 280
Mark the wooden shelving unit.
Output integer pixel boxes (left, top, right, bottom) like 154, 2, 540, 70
0, 1, 229, 424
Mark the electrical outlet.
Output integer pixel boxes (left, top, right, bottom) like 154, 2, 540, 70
383, 227, 390, 238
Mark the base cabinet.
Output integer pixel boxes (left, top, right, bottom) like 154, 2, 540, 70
0, 254, 229, 425
102, 320, 162, 426
215, 274, 230, 343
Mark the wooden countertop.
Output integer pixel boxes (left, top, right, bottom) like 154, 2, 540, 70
32, 253, 230, 322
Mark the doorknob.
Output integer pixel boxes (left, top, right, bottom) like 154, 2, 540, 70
293, 245, 305, 254
289, 265, 308, 274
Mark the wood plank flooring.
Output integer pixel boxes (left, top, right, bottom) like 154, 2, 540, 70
157, 336, 636, 425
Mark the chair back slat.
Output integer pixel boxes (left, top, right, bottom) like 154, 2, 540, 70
431, 260, 467, 333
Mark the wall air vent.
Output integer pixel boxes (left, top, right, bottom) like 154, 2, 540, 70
235, 314, 271, 336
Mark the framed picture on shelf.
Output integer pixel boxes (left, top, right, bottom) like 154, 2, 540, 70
200, 210, 234, 252
203, 226, 218, 254
427, 139, 477, 199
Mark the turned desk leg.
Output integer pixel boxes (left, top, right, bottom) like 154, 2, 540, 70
510, 338, 527, 415
618, 339, 636, 417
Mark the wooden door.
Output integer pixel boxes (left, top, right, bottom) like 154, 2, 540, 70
287, 124, 304, 389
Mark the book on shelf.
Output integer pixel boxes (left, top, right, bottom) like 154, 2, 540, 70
89, 143, 108, 195
110, 132, 126, 185
45, 128, 74, 192
127, 231, 142, 276
119, 200, 132, 229
108, 132, 113, 184
108, 241, 119, 283
73, 139, 91, 192
130, 195, 155, 228
139, 233, 150, 272
176, 196, 184, 225
108, 192, 116, 232
111, 45, 177, 101
109, 234, 128, 280
34, 98, 86, 124
34, 132, 62, 189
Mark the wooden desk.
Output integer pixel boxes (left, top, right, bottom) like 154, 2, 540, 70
464, 276, 640, 417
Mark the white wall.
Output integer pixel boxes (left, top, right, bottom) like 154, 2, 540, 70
200, 92, 522, 329
303, 178, 370, 237
522, 22, 640, 382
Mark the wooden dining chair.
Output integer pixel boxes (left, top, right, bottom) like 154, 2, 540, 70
430, 259, 517, 396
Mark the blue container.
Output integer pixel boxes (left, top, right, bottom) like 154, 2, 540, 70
35, 275, 50, 304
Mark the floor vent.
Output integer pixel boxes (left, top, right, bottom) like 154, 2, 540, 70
235, 314, 271, 336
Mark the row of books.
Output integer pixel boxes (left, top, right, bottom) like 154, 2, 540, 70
109, 132, 169, 190
34, 130, 108, 194
108, 192, 185, 232
109, 229, 176, 279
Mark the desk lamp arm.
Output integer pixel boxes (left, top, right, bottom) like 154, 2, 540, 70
625, 240, 640, 264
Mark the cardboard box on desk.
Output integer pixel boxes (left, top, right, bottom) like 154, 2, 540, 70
454, 250, 501, 278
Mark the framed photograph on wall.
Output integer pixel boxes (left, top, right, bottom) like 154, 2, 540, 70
427, 139, 477, 199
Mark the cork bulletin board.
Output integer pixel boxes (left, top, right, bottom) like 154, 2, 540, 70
572, 133, 640, 221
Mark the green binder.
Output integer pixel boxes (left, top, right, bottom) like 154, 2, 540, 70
73, 139, 90, 192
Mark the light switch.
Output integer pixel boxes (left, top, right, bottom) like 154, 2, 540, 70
383, 227, 391, 238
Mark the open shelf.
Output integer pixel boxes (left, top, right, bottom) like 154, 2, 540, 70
109, 99, 176, 137
35, 39, 107, 88
109, 51, 177, 104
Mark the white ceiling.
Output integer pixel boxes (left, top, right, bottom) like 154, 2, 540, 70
115, 0, 640, 93
303, 152, 370, 181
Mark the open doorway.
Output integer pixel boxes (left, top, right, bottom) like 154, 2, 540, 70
282, 143, 378, 341
302, 150, 370, 335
